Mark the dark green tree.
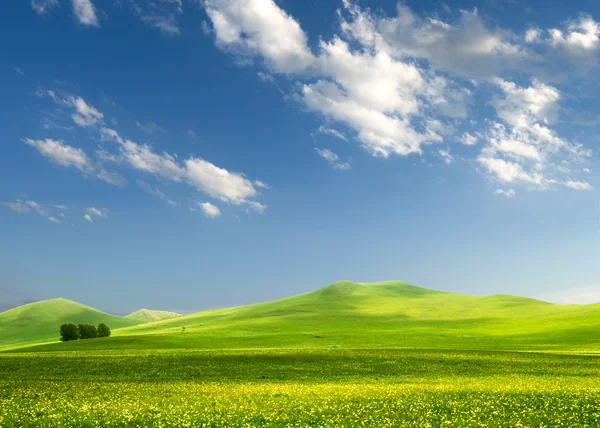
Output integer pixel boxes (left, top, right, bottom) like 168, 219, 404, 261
59, 323, 79, 342
97, 323, 111, 338
78, 324, 98, 339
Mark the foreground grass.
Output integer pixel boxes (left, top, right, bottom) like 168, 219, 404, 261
1, 348, 600, 427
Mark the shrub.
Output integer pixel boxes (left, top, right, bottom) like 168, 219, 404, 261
59, 323, 79, 342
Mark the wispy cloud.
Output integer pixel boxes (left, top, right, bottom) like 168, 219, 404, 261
315, 148, 351, 170
31, 0, 58, 15
136, 121, 166, 134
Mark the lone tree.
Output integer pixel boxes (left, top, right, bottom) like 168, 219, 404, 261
78, 324, 98, 339
59, 323, 79, 342
97, 323, 111, 338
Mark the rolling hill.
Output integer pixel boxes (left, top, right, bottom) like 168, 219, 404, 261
126, 309, 182, 322
12, 280, 600, 353
0, 298, 142, 349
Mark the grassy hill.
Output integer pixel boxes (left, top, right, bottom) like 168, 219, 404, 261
18, 280, 600, 353
0, 298, 142, 349
125, 309, 181, 322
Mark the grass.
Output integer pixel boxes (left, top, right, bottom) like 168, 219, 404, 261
3, 280, 600, 426
1, 348, 600, 426
17, 280, 600, 353
0, 298, 141, 349
125, 309, 182, 322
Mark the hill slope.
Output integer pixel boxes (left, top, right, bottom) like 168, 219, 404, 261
8, 281, 600, 352
125, 309, 181, 322
0, 298, 142, 349
22, 280, 599, 353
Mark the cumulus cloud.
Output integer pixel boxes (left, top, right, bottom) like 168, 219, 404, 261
23, 138, 92, 172
83, 214, 93, 223
204, 0, 315, 73
202, 0, 595, 195
199, 202, 221, 218
315, 148, 351, 170
478, 80, 591, 189
48, 216, 62, 224
99, 128, 267, 208
72, 0, 99, 27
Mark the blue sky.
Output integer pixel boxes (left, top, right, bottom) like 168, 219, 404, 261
1, 0, 600, 313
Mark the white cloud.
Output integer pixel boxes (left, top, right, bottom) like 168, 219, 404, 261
2, 200, 30, 214
100, 128, 267, 209
14, 68, 25, 76
25, 201, 48, 216
204, 0, 315, 73
315, 148, 351, 170
48, 216, 62, 224
23, 138, 92, 172
199, 202, 221, 218
72, 0, 100, 27
495, 188, 516, 197
246, 201, 267, 213
31, 0, 58, 15
130, 0, 182, 36
136, 121, 166, 134
54, 204, 68, 210
524, 28, 541, 44
70, 96, 103, 127
187, 129, 197, 138
460, 132, 478, 146
318, 126, 347, 141
548, 16, 599, 53
185, 157, 259, 204
254, 180, 269, 189
478, 80, 591, 190
438, 148, 454, 165
341, 2, 529, 79
491, 78, 560, 128
72, 0, 99, 26
83, 214, 93, 223
85, 207, 107, 217
97, 169, 125, 187
564, 180, 592, 190
537, 286, 600, 304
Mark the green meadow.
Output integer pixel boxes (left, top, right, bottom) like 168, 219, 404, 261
2, 281, 600, 426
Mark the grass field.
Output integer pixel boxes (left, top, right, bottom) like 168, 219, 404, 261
2, 281, 600, 426
1, 348, 600, 426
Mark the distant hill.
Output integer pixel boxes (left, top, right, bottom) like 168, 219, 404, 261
125, 309, 181, 322
0, 298, 142, 349
7, 281, 600, 352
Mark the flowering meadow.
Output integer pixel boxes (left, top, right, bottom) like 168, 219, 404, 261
1, 348, 599, 427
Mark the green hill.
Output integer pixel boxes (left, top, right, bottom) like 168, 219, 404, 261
19, 280, 600, 353
125, 309, 182, 322
0, 298, 142, 349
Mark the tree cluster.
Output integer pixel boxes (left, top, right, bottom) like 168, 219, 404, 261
60, 323, 111, 342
